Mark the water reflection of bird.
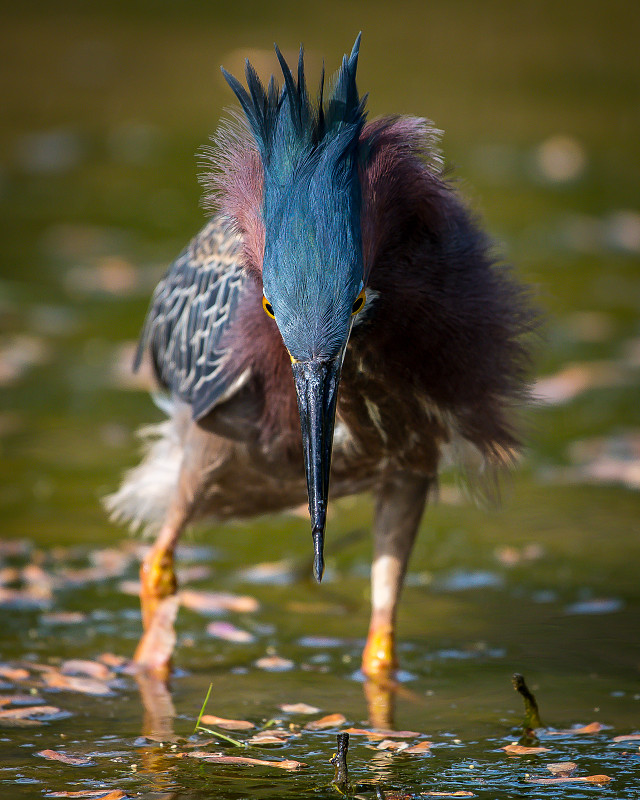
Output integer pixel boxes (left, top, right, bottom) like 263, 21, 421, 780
107, 35, 535, 679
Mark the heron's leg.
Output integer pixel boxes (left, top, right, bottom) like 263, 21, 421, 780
362, 473, 431, 678
138, 512, 185, 633
132, 515, 185, 677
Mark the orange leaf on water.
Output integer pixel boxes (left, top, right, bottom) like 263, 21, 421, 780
180, 589, 259, 614
0, 665, 29, 681
547, 762, 577, 776
304, 713, 346, 730
37, 749, 94, 766
43, 671, 113, 697
526, 775, 611, 785
502, 744, 551, 755
254, 655, 294, 672
44, 791, 126, 799
186, 751, 303, 770
61, 659, 113, 681
613, 733, 640, 742
344, 727, 421, 739
279, 702, 320, 714
374, 739, 410, 751
544, 721, 606, 736
0, 705, 63, 719
246, 730, 291, 745
404, 741, 433, 754
199, 714, 254, 731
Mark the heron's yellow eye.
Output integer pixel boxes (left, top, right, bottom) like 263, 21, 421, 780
262, 296, 275, 319
351, 288, 366, 315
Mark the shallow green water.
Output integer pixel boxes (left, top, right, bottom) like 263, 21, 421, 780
1, 2, 639, 797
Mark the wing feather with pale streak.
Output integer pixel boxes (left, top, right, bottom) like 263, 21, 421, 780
135, 216, 248, 420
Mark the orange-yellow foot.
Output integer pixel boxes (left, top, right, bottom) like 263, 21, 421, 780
134, 546, 178, 679
133, 595, 179, 680
139, 547, 177, 632
362, 622, 397, 678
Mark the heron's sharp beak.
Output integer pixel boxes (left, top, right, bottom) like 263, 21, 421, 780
292, 357, 342, 583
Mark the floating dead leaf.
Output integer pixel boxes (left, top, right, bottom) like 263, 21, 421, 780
0, 539, 30, 557
45, 791, 126, 799
547, 762, 577, 776
0, 694, 44, 706
41, 612, 87, 625
0, 566, 21, 585
544, 721, 606, 736
534, 361, 623, 405
206, 621, 255, 643
118, 580, 141, 596
0, 334, 50, 385
404, 741, 433, 754
494, 543, 544, 568
0, 705, 64, 719
200, 714, 254, 731
110, 341, 155, 390
185, 750, 302, 770
246, 729, 291, 745
0, 586, 52, 609
97, 653, 129, 669
61, 659, 113, 681
565, 597, 623, 615
66, 258, 139, 297
255, 655, 294, 672
0, 665, 29, 681
279, 703, 321, 715
526, 775, 611, 785
304, 713, 346, 730
89, 547, 133, 572
378, 794, 412, 800
374, 739, 410, 751
344, 727, 421, 739
237, 560, 294, 584
37, 749, 95, 766
180, 589, 259, 614
502, 744, 550, 755
43, 671, 114, 697
613, 733, 640, 742
177, 565, 212, 582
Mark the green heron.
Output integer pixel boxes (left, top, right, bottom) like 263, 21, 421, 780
107, 35, 534, 678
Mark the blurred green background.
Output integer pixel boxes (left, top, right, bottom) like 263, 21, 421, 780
0, 3, 639, 795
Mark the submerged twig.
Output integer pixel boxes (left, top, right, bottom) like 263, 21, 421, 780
331, 732, 351, 793
513, 673, 543, 745
512, 673, 543, 729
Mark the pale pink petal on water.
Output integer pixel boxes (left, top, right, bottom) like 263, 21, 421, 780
279, 703, 321, 714
206, 622, 255, 643
180, 589, 259, 614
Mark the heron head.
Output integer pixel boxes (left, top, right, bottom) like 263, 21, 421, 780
222, 35, 367, 581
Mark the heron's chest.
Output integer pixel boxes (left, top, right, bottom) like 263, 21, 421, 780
333, 351, 449, 478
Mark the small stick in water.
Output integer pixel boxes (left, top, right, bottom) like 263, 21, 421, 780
512, 673, 543, 731
331, 731, 350, 791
